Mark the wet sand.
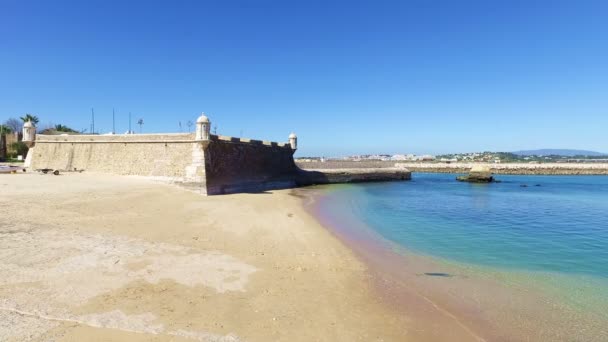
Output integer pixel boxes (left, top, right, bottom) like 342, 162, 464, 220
307, 186, 608, 342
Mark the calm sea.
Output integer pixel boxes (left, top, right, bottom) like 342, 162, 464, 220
313, 173, 608, 325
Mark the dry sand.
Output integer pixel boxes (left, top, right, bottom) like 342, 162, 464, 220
0, 172, 415, 341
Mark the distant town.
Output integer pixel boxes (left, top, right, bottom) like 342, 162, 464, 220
297, 151, 608, 164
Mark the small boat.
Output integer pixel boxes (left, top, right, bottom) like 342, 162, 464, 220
0, 165, 25, 174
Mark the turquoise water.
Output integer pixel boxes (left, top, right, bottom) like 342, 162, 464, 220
319, 173, 608, 278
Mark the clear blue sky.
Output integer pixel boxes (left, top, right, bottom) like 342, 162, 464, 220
1, 0, 607, 156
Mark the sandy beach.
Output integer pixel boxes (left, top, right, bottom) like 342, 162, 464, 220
2, 172, 607, 341
0, 172, 420, 341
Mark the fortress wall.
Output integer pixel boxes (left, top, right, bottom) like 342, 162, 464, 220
30, 134, 199, 180
28, 133, 299, 195
204, 135, 297, 194
26, 132, 412, 195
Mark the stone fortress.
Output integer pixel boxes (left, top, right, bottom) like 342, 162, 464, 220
23, 113, 410, 195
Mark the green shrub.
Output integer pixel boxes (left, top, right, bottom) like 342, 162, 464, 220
10, 141, 29, 157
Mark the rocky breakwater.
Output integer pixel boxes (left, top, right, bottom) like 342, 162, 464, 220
296, 166, 412, 186
456, 165, 494, 183
393, 162, 608, 175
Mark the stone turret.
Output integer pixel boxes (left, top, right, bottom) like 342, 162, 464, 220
196, 113, 211, 141
22, 120, 36, 147
289, 132, 297, 150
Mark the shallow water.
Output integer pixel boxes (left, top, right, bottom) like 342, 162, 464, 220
321, 173, 608, 277
312, 173, 608, 339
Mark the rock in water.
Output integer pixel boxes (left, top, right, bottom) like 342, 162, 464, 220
456, 165, 494, 183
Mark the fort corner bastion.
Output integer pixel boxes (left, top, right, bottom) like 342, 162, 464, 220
22, 113, 411, 195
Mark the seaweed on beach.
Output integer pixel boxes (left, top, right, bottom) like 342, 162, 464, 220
421, 272, 453, 277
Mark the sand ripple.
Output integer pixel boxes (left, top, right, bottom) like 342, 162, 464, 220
0, 228, 254, 340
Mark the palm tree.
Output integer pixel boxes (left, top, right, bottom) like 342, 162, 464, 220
20, 114, 39, 125
137, 119, 144, 133
54, 124, 77, 133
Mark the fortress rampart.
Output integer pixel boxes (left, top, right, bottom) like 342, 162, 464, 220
204, 135, 298, 194
23, 113, 410, 194
30, 133, 197, 180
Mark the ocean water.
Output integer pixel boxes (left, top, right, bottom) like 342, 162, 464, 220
313, 173, 608, 322
319, 173, 608, 277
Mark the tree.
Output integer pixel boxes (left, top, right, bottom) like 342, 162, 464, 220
54, 124, 77, 133
0, 124, 13, 134
10, 141, 29, 157
37, 123, 81, 135
137, 119, 144, 133
4, 118, 21, 132
20, 114, 39, 125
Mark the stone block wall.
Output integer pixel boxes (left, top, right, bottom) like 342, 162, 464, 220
28, 133, 299, 195
30, 134, 198, 180
27, 133, 413, 195
0, 133, 19, 159
204, 135, 298, 195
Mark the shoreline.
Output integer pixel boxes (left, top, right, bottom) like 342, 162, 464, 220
297, 186, 496, 341
301, 183, 608, 342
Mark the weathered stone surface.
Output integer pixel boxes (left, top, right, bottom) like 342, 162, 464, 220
204, 135, 298, 195
457, 165, 494, 183
296, 168, 411, 185
29, 134, 412, 195
31, 134, 196, 179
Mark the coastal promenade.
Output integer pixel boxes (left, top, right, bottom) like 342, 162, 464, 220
297, 160, 608, 175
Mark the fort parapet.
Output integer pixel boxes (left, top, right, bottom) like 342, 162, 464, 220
23, 114, 410, 194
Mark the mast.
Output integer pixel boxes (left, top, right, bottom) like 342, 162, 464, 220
112, 108, 115, 134
91, 108, 95, 134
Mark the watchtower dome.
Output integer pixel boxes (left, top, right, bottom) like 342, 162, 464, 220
22, 120, 36, 147
289, 132, 297, 150
196, 113, 211, 141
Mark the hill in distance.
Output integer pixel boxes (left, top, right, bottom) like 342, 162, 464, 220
512, 149, 607, 157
